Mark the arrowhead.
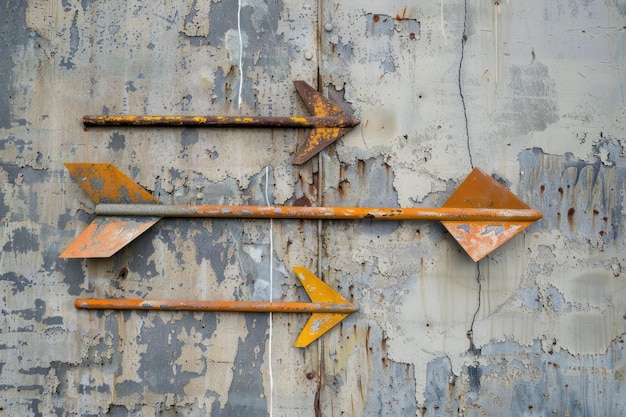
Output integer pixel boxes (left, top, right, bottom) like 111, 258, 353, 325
292, 266, 356, 347
294, 312, 350, 348
292, 81, 360, 164
441, 168, 540, 261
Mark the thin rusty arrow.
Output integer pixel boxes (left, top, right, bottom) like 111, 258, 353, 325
75, 266, 357, 348
60, 163, 542, 261
83, 81, 359, 165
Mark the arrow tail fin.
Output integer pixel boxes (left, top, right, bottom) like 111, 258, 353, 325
60, 216, 160, 258
62, 163, 161, 258
292, 81, 359, 164
65, 163, 159, 204
442, 168, 541, 261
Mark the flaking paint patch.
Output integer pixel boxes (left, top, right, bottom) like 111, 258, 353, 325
0, 1, 30, 129
180, 129, 199, 149
4, 226, 40, 253
475, 338, 626, 415
455, 143, 626, 356
0, 272, 33, 295
221, 314, 268, 415
133, 316, 206, 396
107, 132, 126, 151
519, 142, 624, 246
182, 0, 212, 37
497, 62, 559, 137
59, 10, 80, 69
125, 228, 159, 279
206, 0, 289, 108
417, 336, 626, 415
3, 1, 625, 415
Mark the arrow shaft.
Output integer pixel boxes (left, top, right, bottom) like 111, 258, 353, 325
75, 299, 357, 314
82, 115, 358, 128
95, 203, 543, 222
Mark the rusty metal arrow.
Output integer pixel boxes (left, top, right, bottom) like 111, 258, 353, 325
75, 266, 356, 348
60, 163, 542, 261
82, 81, 359, 165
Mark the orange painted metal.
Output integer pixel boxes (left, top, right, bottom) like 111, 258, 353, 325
95, 203, 541, 222
66, 162, 158, 205
82, 81, 359, 165
60, 163, 543, 261
441, 167, 538, 261
75, 299, 357, 313
60, 163, 161, 258
60, 216, 159, 258
292, 266, 355, 347
75, 266, 356, 348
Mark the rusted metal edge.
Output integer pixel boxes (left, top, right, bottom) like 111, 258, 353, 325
82, 115, 359, 128
82, 81, 360, 164
94, 203, 542, 222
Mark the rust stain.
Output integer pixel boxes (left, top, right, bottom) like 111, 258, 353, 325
396, 6, 408, 20
357, 159, 366, 182
567, 207, 575, 229
293, 194, 312, 206
81, 81, 359, 165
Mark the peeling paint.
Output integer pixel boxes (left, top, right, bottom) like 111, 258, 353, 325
1, 0, 625, 415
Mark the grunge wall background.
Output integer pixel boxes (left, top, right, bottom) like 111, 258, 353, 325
1, 0, 625, 415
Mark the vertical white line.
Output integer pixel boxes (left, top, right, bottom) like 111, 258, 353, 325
440, 0, 448, 45
495, 3, 499, 85
237, 0, 244, 108
264, 166, 274, 417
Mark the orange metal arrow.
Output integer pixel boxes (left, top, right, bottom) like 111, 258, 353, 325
75, 266, 357, 348
82, 81, 359, 165
60, 163, 542, 261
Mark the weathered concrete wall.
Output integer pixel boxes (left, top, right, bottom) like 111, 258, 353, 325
1, 0, 625, 415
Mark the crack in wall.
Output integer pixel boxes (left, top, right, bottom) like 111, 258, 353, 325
458, 0, 481, 369
458, 0, 473, 170
467, 264, 482, 356
467, 263, 482, 400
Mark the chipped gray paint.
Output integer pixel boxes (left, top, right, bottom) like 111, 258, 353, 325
0, 0, 625, 416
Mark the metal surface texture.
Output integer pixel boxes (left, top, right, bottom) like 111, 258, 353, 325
75, 299, 356, 314
60, 163, 542, 260
95, 203, 540, 221
82, 81, 359, 165
2, 1, 625, 415
75, 267, 357, 348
